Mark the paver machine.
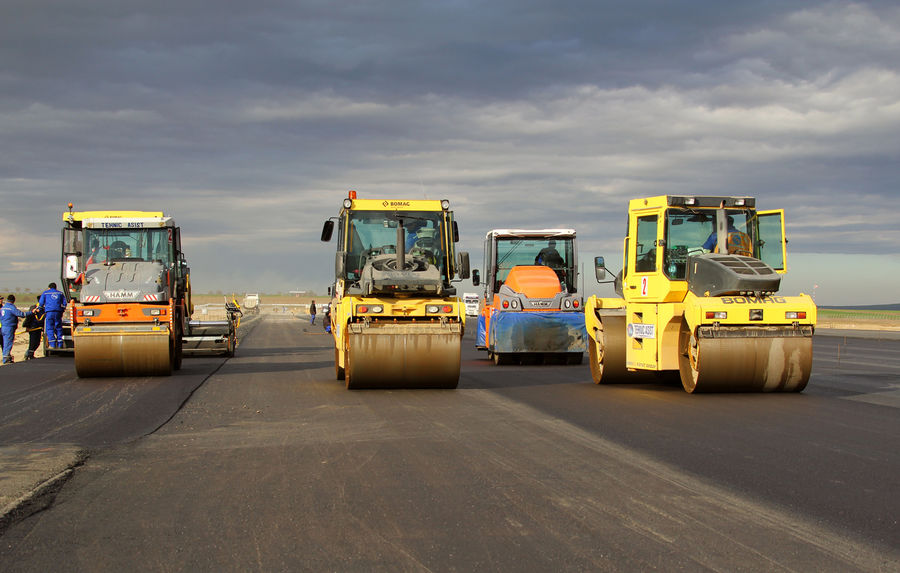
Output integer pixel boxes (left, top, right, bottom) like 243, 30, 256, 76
59, 205, 236, 376
586, 195, 816, 393
474, 229, 586, 365
320, 191, 471, 389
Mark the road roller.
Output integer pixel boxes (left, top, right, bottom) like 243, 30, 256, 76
585, 195, 816, 393
321, 191, 472, 389
59, 205, 237, 377
474, 229, 586, 365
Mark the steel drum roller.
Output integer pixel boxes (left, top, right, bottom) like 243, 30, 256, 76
74, 327, 172, 377
345, 323, 461, 389
588, 314, 628, 384
679, 323, 812, 393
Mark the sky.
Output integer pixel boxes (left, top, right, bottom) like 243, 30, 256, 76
1, 0, 898, 306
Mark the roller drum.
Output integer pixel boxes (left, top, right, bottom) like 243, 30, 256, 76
345, 323, 461, 389
588, 314, 628, 384
679, 322, 812, 393
74, 328, 173, 377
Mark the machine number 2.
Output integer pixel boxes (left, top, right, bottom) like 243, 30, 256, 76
641, 276, 648, 296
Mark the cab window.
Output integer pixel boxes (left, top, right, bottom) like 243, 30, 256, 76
634, 215, 658, 273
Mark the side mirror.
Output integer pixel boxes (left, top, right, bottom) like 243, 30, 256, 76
472, 269, 480, 287
335, 252, 346, 277
457, 251, 471, 279
594, 256, 607, 281
321, 220, 334, 242
327, 286, 332, 296
452, 221, 460, 243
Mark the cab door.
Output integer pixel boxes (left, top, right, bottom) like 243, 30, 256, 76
757, 210, 787, 273
61, 227, 83, 301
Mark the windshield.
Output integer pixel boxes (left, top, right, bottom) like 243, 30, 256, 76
344, 210, 447, 281
663, 209, 755, 279
84, 228, 172, 265
495, 236, 576, 291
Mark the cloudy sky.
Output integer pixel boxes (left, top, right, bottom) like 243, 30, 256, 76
2, 0, 898, 305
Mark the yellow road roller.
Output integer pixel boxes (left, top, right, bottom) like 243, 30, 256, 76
321, 191, 472, 389
60, 205, 234, 377
586, 195, 816, 393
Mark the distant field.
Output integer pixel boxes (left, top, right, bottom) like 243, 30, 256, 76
818, 309, 900, 321
192, 293, 319, 306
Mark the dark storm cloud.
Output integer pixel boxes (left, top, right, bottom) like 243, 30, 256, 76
1, 1, 899, 303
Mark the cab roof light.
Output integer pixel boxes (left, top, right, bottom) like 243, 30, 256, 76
441, 199, 450, 210
667, 196, 756, 208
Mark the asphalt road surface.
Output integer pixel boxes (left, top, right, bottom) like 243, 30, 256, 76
0, 315, 898, 571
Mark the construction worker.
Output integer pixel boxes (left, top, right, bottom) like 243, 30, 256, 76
23, 297, 45, 360
405, 220, 427, 250
535, 240, 565, 267
39, 282, 67, 349
702, 215, 753, 256
2, 295, 33, 364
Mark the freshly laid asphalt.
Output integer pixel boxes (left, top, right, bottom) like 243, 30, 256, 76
0, 315, 897, 571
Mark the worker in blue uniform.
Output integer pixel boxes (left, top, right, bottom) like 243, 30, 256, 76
2, 294, 33, 364
39, 282, 68, 349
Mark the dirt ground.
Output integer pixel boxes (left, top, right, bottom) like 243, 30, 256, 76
816, 318, 900, 331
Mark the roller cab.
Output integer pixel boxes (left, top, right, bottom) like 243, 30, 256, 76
587, 195, 816, 393
476, 229, 586, 365
321, 191, 471, 389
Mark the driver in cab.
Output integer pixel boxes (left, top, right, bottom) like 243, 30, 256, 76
702, 215, 752, 256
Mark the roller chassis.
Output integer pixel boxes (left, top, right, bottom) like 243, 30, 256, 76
321, 193, 471, 389
477, 230, 586, 366
586, 195, 817, 393
57, 207, 231, 377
